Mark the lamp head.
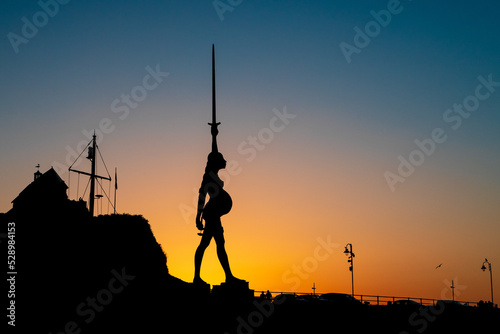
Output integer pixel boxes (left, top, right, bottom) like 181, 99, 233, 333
481, 264, 487, 271
344, 247, 349, 256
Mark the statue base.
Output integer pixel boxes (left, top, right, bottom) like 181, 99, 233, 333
189, 281, 211, 297
211, 280, 253, 303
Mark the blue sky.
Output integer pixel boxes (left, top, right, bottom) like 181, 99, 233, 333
1, 0, 499, 297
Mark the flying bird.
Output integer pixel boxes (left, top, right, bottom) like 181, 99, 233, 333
435, 263, 443, 269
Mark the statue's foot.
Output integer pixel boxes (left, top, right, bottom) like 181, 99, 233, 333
193, 277, 208, 286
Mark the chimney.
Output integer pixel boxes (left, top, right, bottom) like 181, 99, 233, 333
34, 164, 42, 181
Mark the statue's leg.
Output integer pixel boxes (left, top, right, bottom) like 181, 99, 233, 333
214, 229, 245, 284
194, 233, 212, 282
214, 231, 234, 280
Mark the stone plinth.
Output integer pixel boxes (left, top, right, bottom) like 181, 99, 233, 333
211, 280, 254, 304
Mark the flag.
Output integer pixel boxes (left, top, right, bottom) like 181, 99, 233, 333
115, 168, 118, 190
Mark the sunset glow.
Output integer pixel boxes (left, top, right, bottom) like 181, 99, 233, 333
1, 0, 499, 305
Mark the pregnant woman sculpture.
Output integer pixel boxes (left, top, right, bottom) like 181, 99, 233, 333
193, 45, 243, 286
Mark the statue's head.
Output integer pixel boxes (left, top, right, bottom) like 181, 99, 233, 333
206, 152, 226, 171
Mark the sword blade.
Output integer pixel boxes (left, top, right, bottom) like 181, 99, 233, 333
212, 44, 216, 125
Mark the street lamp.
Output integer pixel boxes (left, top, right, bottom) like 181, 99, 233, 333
481, 258, 494, 305
344, 243, 355, 297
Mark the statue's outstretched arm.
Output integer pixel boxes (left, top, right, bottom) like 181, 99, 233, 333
211, 125, 219, 153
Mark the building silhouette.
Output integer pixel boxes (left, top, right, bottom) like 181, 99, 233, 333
8, 167, 87, 217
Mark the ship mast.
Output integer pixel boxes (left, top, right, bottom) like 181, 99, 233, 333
69, 131, 112, 216
88, 132, 97, 216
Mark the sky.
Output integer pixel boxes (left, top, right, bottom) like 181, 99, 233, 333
1, 0, 499, 303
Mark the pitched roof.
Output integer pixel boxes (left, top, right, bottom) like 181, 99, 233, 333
12, 167, 68, 206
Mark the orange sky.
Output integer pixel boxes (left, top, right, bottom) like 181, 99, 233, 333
2, 0, 500, 306
1, 101, 498, 304
1, 105, 490, 303
0, 103, 497, 306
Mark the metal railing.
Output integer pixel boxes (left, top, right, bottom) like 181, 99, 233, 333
253, 290, 479, 307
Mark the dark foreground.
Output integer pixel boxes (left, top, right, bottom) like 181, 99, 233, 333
215, 296, 499, 334
2, 171, 498, 333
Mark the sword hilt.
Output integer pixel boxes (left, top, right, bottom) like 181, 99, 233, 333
208, 122, 220, 136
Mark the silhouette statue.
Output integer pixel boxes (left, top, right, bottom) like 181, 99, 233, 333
194, 45, 243, 286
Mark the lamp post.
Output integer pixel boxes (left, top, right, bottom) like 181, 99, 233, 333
344, 243, 355, 297
450, 280, 455, 302
481, 258, 494, 304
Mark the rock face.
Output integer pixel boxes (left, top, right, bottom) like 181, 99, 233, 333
1, 168, 189, 333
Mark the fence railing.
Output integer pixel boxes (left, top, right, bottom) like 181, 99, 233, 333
253, 290, 479, 307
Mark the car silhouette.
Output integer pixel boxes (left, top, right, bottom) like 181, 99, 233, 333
318, 293, 363, 306
392, 299, 425, 310
272, 293, 309, 305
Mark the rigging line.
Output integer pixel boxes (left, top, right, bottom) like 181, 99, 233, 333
68, 172, 70, 197
96, 144, 112, 178
95, 182, 102, 214
68, 139, 92, 170
81, 177, 91, 199
96, 178, 115, 209
107, 179, 111, 214
77, 173, 80, 199
98, 187, 101, 215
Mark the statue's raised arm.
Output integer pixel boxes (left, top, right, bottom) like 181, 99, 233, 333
210, 125, 219, 153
